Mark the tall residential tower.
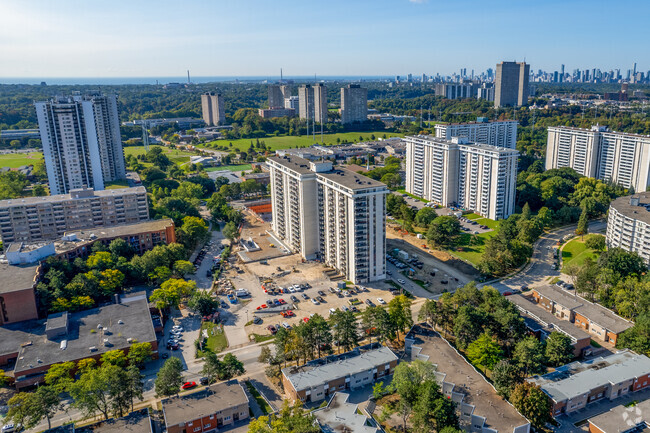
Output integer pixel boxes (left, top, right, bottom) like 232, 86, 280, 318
201, 92, 225, 126
34, 93, 126, 195
494, 61, 530, 108
340, 84, 368, 124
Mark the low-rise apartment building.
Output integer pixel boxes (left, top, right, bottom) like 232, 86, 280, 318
530, 286, 632, 345
161, 380, 249, 433
587, 397, 650, 433
258, 107, 295, 118
528, 350, 650, 416
606, 194, 650, 265
0, 262, 41, 325
0, 186, 149, 244
434, 119, 517, 149
282, 345, 397, 403
268, 155, 388, 284
312, 392, 380, 433
405, 135, 518, 220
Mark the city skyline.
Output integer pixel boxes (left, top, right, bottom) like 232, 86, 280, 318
1, 0, 648, 79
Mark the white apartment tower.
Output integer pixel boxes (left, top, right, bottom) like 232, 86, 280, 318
340, 84, 368, 124
35, 93, 126, 195
546, 125, 650, 192
606, 194, 650, 265
405, 136, 518, 220
298, 84, 328, 123
201, 92, 225, 126
313, 84, 328, 123
435, 119, 518, 149
268, 155, 387, 284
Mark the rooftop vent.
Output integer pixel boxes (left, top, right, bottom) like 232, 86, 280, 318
630, 196, 641, 206
118, 319, 124, 324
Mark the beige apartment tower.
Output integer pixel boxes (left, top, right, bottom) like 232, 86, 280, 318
268, 155, 387, 284
201, 92, 225, 126
298, 84, 327, 123
341, 84, 368, 124
494, 61, 530, 108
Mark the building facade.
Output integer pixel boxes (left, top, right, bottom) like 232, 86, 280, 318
35, 93, 126, 195
268, 156, 387, 284
298, 84, 327, 123
494, 61, 530, 107
0, 187, 149, 244
606, 194, 650, 265
546, 125, 650, 192
340, 84, 368, 124
405, 136, 518, 220
434, 82, 476, 100
268, 84, 284, 108
258, 107, 295, 118
201, 92, 225, 126
434, 119, 518, 149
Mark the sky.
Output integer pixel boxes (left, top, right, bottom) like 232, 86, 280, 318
1, 0, 648, 79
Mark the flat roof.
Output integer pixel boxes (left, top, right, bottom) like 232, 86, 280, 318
0, 186, 146, 208
63, 219, 173, 241
0, 319, 43, 358
0, 262, 39, 294
162, 380, 248, 427
407, 326, 528, 432
533, 286, 632, 334
268, 155, 387, 191
76, 409, 152, 433
14, 293, 156, 374
313, 393, 379, 433
508, 294, 591, 342
548, 125, 650, 139
437, 120, 517, 126
529, 350, 650, 403
588, 398, 650, 433
610, 194, 650, 225
282, 346, 397, 392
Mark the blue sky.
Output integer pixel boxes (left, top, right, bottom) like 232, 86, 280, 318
1, 0, 648, 78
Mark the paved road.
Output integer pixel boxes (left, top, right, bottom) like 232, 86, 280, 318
483, 220, 606, 294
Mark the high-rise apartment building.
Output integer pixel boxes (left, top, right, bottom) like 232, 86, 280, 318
35, 93, 126, 195
340, 84, 368, 124
0, 187, 149, 244
201, 92, 225, 126
434, 119, 518, 149
405, 136, 518, 220
606, 194, 650, 265
268, 155, 387, 284
494, 61, 530, 107
545, 125, 650, 192
285, 96, 299, 113
298, 84, 327, 123
268, 85, 284, 108
434, 82, 476, 100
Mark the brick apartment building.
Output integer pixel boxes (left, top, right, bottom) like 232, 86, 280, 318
530, 286, 632, 345
529, 350, 650, 416
282, 345, 398, 403
162, 380, 249, 433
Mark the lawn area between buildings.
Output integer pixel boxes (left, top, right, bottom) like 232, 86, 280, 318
197, 322, 228, 356
562, 234, 604, 271
0, 151, 43, 168
205, 164, 252, 172
244, 381, 272, 415
396, 189, 429, 203
450, 230, 498, 267
202, 131, 404, 152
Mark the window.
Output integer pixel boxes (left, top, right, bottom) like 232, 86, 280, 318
204, 424, 211, 429
193, 428, 201, 432
224, 416, 231, 421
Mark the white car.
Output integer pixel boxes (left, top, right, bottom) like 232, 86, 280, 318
377, 298, 386, 305
172, 326, 183, 332
288, 287, 296, 293
281, 322, 291, 329
311, 298, 320, 305
2, 424, 20, 433
397, 279, 406, 284
329, 308, 337, 315
341, 305, 349, 312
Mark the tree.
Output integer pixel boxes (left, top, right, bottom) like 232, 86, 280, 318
125, 364, 144, 413
510, 382, 552, 429
44, 361, 75, 393
306, 314, 332, 358
414, 207, 438, 228
427, 216, 461, 248
202, 352, 223, 384
32, 184, 47, 197
155, 357, 183, 397
576, 207, 589, 238
330, 310, 360, 353
585, 234, 606, 252
412, 380, 459, 433
127, 342, 154, 367
452, 305, 485, 349
173, 260, 195, 276
513, 336, 546, 375
466, 333, 503, 371
101, 350, 127, 367
418, 299, 441, 328
380, 172, 402, 189
187, 290, 219, 316
179, 216, 209, 248
6, 386, 61, 430
544, 332, 574, 367
247, 402, 320, 433
0, 171, 28, 199
108, 238, 134, 259
221, 353, 245, 379
69, 364, 125, 420
491, 360, 522, 398
86, 251, 114, 271
392, 360, 437, 432
388, 294, 413, 339
223, 221, 238, 241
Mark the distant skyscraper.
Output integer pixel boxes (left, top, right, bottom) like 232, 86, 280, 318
298, 85, 314, 121
494, 61, 530, 108
313, 84, 328, 123
201, 92, 225, 126
340, 84, 368, 124
34, 93, 126, 195
268, 85, 284, 108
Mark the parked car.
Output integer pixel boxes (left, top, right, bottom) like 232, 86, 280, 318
278, 298, 286, 305
281, 322, 291, 329
316, 296, 325, 303
365, 299, 375, 307
397, 279, 406, 284
377, 297, 386, 305
311, 298, 320, 305
161, 353, 169, 359
290, 295, 299, 303
341, 305, 349, 312
318, 290, 326, 297
1, 424, 21, 433
199, 377, 209, 385
301, 293, 309, 300
267, 325, 277, 334
253, 316, 262, 324
181, 381, 197, 390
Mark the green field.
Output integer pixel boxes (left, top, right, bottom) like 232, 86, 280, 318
450, 230, 498, 266
202, 131, 404, 152
562, 234, 603, 271
0, 152, 43, 168
123, 144, 195, 165
205, 164, 252, 172
396, 189, 429, 203
104, 180, 130, 189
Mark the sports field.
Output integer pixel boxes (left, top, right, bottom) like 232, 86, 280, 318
0, 152, 43, 168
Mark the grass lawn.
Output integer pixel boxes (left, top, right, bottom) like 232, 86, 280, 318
0, 152, 43, 168
449, 230, 498, 267
251, 334, 275, 343
395, 189, 429, 203
123, 145, 195, 165
197, 322, 228, 356
562, 234, 603, 271
205, 164, 252, 172
104, 179, 130, 189
245, 381, 272, 415
201, 131, 404, 153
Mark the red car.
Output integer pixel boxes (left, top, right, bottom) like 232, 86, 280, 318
278, 298, 286, 305
303, 317, 310, 323
281, 310, 294, 318
256, 304, 268, 310
181, 381, 197, 390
